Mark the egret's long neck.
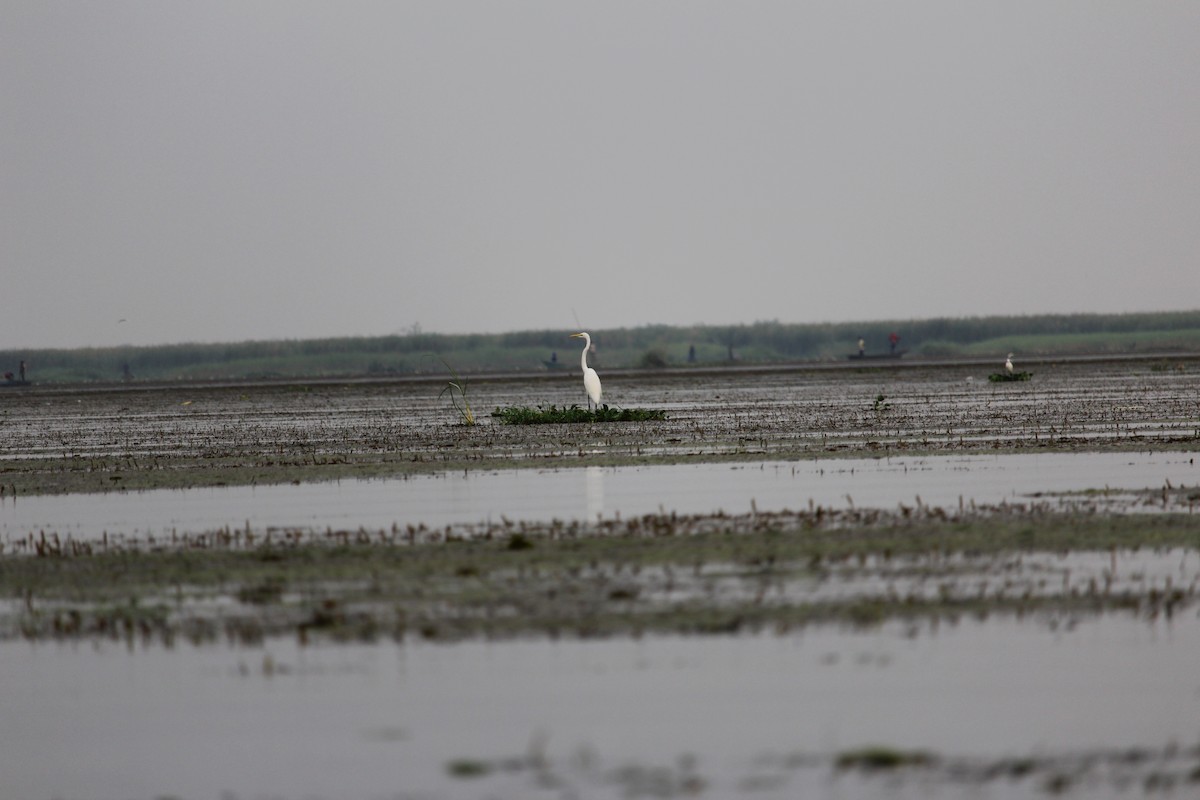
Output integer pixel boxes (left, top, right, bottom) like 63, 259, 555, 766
580, 338, 590, 372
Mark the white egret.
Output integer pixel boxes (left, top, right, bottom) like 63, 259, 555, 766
1005, 353, 1014, 374
570, 332, 602, 411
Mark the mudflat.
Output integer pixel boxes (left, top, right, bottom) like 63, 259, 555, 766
1, 356, 1196, 496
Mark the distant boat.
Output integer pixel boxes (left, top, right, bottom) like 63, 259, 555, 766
847, 350, 907, 361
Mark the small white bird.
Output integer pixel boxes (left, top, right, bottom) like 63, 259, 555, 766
1005, 353, 1014, 374
569, 332, 602, 411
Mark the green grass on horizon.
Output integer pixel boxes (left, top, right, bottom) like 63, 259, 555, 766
3, 312, 1199, 384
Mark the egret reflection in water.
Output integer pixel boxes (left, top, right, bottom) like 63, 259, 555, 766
586, 465, 605, 522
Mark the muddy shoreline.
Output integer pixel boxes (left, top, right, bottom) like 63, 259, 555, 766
2, 357, 1197, 496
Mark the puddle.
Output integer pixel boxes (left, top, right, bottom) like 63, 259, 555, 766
2, 616, 1198, 800
2, 451, 1197, 543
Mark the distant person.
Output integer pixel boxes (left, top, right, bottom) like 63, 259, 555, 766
888, 332, 900, 354
688, 344, 696, 363
550, 351, 557, 364
19, 360, 26, 381
857, 338, 865, 356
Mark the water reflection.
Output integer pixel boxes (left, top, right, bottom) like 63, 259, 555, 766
585, 465, 605, 522
1, 451, 1196, 542
2, 616, 1197, 799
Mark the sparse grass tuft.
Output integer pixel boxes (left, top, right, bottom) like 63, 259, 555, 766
435, 358, 476, 425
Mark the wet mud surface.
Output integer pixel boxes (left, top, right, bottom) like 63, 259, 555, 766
1, 358, 1197, 496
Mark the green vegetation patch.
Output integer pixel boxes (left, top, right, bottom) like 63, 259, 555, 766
836, 747, 936, 771
491, 404, 668, 424
5, 310, 1200, 382
446, 759, 493, 779
988, 371, 1033, 382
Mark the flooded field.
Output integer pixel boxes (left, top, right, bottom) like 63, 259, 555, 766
1, 358, 1199, 799
4, 619, 1200, 800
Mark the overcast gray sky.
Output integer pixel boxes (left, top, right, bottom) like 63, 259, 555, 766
3, 1, 1198, 350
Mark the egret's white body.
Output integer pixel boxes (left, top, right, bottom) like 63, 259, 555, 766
1005, 353, 1014, 374
570, 332, 602, 411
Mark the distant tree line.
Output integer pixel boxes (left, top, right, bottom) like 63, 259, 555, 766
3, 310, 1199, 384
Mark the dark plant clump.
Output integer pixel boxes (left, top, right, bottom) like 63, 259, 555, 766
446, 759, 492, 779
506, 533, 534, 551
989, 371, 1033, 382
836, 747, 935, 771
491, 404, 668, 424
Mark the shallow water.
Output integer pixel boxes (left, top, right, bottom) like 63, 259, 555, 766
2, 615, 1198, 800
4, 367, 1199, 799
2, 450, 1196, 543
